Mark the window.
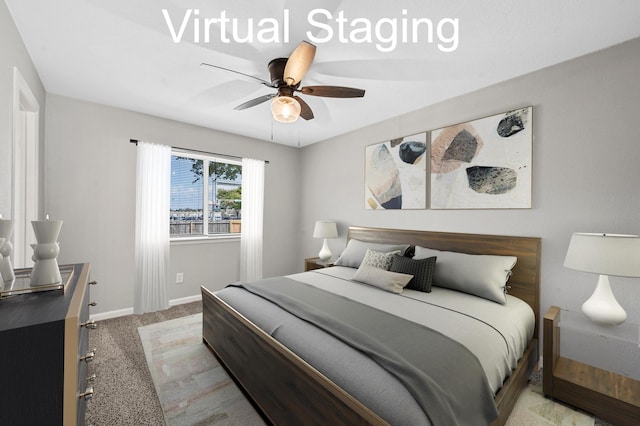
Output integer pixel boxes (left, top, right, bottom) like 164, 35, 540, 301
170, 150, 242, 238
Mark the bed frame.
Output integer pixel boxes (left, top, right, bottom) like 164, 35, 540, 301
201, 227, 541, 425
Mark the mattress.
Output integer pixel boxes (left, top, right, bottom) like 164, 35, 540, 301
215, 266, 535, 425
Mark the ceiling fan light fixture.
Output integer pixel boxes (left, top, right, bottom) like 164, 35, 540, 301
283, 41, 316, 86
271, 96, 301, 123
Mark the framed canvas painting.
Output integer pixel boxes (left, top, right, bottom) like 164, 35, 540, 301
430, 107, 533, 209
365, 133, 427, 209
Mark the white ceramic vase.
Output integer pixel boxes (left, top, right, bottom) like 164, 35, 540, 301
0, 219, 16, 282
0, 237, 4, 283
30, 219, 63, 286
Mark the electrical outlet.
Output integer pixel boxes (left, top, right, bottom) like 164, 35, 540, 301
176, 272, 184, 284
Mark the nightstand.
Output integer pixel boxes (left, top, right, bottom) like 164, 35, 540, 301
305, 257, 334, 271
543, 306, 640, 425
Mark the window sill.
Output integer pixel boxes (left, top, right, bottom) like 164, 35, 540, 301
170, 235, 240, 246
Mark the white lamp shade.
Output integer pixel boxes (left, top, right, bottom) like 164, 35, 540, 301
313, 221, 338, 239
564, 233, 640, 277
271, 96, 301, 123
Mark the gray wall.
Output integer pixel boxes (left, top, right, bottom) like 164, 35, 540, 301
0, 1, 46, 220
44, 94, 300, 314
299, 37, 640, 373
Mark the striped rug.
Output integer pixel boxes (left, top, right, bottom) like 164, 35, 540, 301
139, 314, 596, 426
138, 313, 265, 425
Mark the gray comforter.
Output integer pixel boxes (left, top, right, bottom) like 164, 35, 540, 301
228, 277, 498, 425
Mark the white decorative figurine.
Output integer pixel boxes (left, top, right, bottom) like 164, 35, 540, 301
0, 237, 5, 283
0, 215, 16, 282
30, 215, 63, 286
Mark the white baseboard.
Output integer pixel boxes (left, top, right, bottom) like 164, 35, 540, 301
169, 294, 202, 306
91, 307, 133, 322
90, 294, 202, 322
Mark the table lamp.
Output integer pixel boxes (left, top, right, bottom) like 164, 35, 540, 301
564, 232, 640, 325
313, 221, 338, 262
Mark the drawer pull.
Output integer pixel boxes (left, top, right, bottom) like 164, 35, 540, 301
87, 374, 97, 383
81, 350, 96, 363
88, 301, 98, 307
81, 320, 97, 329
79, 387, 94, 401
89, 280, 98, 286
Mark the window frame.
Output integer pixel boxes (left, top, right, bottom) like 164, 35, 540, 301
170, 149, 242, 241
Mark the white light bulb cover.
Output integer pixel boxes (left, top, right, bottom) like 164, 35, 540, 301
271, 96, 301, 123
284, 41, 316, 86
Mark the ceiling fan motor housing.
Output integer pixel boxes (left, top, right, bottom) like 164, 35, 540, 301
268, 58, 288, 87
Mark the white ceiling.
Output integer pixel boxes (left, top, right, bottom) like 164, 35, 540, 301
6, 0, 640, 147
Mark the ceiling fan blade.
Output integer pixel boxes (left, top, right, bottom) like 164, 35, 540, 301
293, 96, 314, 120
299, 86, 365, 98
234, 94, 276, 111
283, 41, 316, 86
200, 63, 275, 88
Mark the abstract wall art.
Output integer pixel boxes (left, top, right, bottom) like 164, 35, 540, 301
365, 133, 427, 209
430, 107, 533, 209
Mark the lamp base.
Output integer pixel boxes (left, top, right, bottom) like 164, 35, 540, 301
582, 274, 627, 325
318, 238, 332, 262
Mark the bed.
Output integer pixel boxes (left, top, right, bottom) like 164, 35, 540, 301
201, 227, 541, 425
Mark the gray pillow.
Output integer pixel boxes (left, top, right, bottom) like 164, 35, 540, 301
352, 264, 413, 294
334, 239, 410, 268
413, 246, 517, 304
390, 255, 437, 292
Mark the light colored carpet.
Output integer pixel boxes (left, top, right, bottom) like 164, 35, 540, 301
505, 383, 594, 426
138, 313, 265, 426
86, 301, 203, 425
140, 314, 600, 426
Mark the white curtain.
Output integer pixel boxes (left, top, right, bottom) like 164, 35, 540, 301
240, 157, 265, 282
134, 141, 170, 314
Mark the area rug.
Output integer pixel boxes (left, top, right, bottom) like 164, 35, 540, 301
140, 314, 595, 426
138, 313, 266, 425
505, 382, 594, 426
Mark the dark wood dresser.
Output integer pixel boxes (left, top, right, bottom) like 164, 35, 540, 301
0, 263, 95, 425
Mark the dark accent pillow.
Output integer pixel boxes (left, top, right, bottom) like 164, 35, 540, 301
404, 245, 416, 258
390, 255, 437, 292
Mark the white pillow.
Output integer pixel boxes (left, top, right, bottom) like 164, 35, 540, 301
360, 249, 401, 270
334, 239, 410, 268
352, 264, 413, 294
413, 246, 517, 304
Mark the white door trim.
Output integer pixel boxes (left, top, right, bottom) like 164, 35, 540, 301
12, 67, 40, 268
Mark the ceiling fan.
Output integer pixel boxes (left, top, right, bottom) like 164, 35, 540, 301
200, 41, 365, 123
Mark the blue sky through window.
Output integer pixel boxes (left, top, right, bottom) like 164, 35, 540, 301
171, 156, 203, 210
170, 156, 242, 210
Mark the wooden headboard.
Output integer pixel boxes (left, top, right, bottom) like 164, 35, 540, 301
347, 227, 542, 338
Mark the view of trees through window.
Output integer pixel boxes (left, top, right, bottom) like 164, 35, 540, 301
170, 153, 242, 237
